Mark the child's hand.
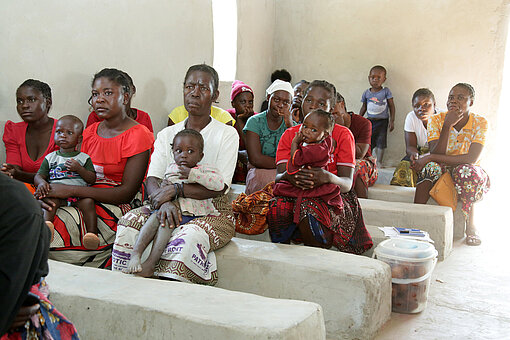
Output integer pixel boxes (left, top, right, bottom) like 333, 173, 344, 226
292, 130, 305, 145
388, 120, 395, 132
178, 165, 191, 179
65, 159, 82, 172
35, 182, 50, 199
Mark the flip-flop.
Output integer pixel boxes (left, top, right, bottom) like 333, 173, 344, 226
466, 234, 482, 246
83, 233, 100, 250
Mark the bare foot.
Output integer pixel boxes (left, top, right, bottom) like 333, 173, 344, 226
136, 261, 156, 278
83, 232, 100, 250
123, 253, 143, 274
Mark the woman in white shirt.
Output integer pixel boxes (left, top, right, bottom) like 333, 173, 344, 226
391, 88, 438, 186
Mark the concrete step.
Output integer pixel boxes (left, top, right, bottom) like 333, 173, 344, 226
46, 260, 326, 340
368, 184, 466, 239
359, 198, 453, 260
215, 237, 392, 340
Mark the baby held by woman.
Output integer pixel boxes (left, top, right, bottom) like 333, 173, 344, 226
273, 109, 343, 223
124, 129, 224, 275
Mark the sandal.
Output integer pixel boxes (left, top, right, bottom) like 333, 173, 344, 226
83, 233, 100, 250
466, 234, 482, 246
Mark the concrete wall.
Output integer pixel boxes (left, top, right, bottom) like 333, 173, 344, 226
273, 0, 510, 166
0, 0, 215, 163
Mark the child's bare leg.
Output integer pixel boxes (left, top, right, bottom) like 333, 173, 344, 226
414, 180, 433, 204
137, 223, 175, 278
124, 213, 160, 274
75, 198, 100, 250
42, 198, 63, 222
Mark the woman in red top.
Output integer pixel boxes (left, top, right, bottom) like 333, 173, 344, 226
86, 70, 154, 132
268, 80, 372, 254
2, 79, 59, 189
43, 68, 154, 267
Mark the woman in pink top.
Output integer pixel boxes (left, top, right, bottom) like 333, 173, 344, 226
2, 79, 59, 189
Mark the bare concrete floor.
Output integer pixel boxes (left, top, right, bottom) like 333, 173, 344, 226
375, 179, 510, 339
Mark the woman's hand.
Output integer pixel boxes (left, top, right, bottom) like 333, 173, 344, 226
444, 109, 463, 127
46, 183, 75, 199
297, 167, 331, 189
1, 163, 17, 178
411, 154, 431, 172
149, 184, 176, 210
156, 201, 182, 228
10, 304, 39, 330
38, 197, 56, 212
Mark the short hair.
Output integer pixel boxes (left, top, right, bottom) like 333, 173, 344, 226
308, 109, 335, 132
271, 69, 292, 83
335, 91, 348, 111
370, 65, 387, 75
305, 80, 337, 108
453, 83, 475, 101
173, 129, 204, 153
18, 79, 52, 101
412, 88, 435, 104
91, 68, 131, 95
184, 64, 219, 93
294, 79, 309, 87
58, 115, 84, 134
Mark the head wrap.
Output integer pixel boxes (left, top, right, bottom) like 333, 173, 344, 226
266, 79, 294, 97
230, 80, 254, 101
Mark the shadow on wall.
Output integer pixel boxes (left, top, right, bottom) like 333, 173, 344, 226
142, 78, 167, 133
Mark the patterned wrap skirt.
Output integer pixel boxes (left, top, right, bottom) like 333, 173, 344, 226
48, 180, 143, 268
354, 155, 378, 188
267, 191, 373, 254
417, 162, 490, 217
1, 280, 80, 340
112, 195, 235, 285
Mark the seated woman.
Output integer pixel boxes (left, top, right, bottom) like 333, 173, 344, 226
412, 83, 489, 246
2, 79, 59, 191
268, 80, 372, 254
86, 70, 154, 132
391, 88, 437, 187
226, 80, 256, 183
243, 79, 294, 194
332, 92, 377, 198
43, 68, 154, 267
290, 80, 310, 124
112, 64, 238, 285
167, 105, 234, 126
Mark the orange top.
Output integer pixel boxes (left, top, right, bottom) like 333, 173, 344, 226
82, 123, 154, 183
428, 111, 488, 156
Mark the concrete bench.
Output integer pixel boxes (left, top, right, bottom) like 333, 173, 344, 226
359, 198, 453, 260
215, 237, 392, 340
46, 260, 326, 340
368, 183, 466, 239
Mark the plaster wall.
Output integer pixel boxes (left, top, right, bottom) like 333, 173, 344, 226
214, 0, 275, 112
0, 0, 214, 163
274, 0, 510, 166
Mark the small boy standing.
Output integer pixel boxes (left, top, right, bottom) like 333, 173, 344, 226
359, 65, 395, 167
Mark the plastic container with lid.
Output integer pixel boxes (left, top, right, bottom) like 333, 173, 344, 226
374, 238, 438, 314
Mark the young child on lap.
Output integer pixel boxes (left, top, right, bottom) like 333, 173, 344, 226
273, 109, 343, 223
359, 65, 396, 167
124, 129, 224, 275
34, 115, 98, 249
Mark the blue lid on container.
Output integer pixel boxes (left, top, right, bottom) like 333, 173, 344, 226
374, 238, 437, 262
